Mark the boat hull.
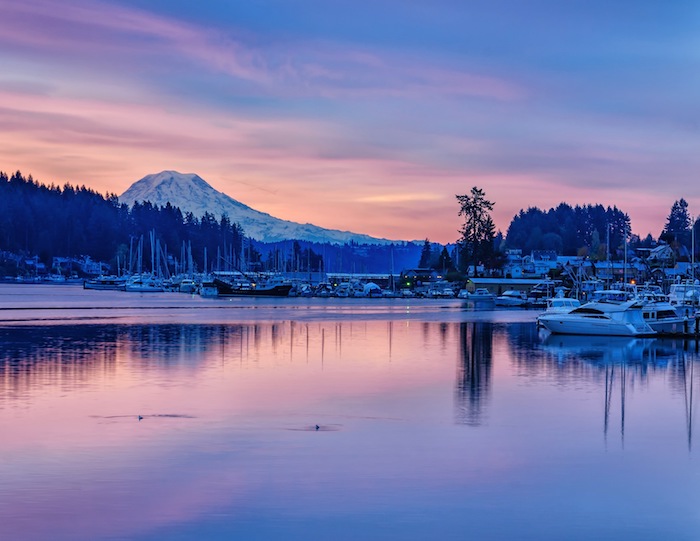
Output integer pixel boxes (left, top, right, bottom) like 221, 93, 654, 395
125, 284, 165, 293
213, 279, 292, 297
83, 278, 127, 291
495, 298, 527, 307
647, 318, 687, 335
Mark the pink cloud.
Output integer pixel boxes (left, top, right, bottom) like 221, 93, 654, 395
0, 0, 268, 82
0, 0, 524, 101
270, 45, 525, 101
1, 0, 694, 243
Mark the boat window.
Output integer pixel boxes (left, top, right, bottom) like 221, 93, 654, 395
657, 310, 678, 319
571, 307, 604, 315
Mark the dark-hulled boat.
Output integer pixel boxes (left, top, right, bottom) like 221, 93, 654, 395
213, 277, 292, 297
83, 275, 127, 291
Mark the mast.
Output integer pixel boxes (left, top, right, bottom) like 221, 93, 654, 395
606, 223, 611, 288
624, 222, 628, 285
149, 230, 154, 275
692, 214, 696, 305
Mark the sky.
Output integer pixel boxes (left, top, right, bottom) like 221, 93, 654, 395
1, 0, 699, 243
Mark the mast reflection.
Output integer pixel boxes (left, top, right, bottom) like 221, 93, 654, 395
538, 334, 700, 447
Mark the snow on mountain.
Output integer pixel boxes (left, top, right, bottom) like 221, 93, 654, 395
118, 171, 395, 245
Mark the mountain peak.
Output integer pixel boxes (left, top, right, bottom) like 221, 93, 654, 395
128, 170, 210, 192
119, 171, 395, 245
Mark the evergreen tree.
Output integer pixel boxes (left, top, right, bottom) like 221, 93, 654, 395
437, 246, 454, 273
0, 170, 248, 276
661, 198, 691, 250
418, 238, 432, 268
456, 187, 494, 276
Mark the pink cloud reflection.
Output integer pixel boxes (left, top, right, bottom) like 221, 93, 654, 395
0, 318, 546, 540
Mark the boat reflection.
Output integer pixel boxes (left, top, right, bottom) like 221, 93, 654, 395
538, 333, 680, 366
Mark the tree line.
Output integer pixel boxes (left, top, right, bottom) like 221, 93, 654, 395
449, 185, 698, 275
0, 171, 422, 277
4, 169, 695, 279
505, 203, 632, 257
0, 170, 247, 275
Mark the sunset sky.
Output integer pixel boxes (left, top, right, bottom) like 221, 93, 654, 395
1, 0, 699, 243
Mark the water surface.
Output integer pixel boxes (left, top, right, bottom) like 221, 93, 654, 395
1, 284, 698, 540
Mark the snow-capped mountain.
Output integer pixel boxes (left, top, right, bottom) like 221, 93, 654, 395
118, 171, 395, 245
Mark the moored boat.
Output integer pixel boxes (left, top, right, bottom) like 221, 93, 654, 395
199, 281, 219, 298
177, 278, 198, 294
459, 288, 496, 302
83, 275, 127, 291
537, 299, 655, 337
124, 275, 165, 293
541, 295, 581, 314
495, 290, 528, 307
637, 286, 687, 335
668, 280, 700, 318
213, 276, 292, 297
315, 282, 333, 297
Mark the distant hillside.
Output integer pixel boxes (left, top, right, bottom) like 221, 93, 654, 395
119, 171, 396, 245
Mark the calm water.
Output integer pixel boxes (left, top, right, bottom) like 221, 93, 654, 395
1, 284, 700, 540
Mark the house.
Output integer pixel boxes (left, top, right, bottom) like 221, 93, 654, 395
503, 250, 525, 278
401, 268, 440, 288
646, 243, 675, 265
523, 250, 558, 276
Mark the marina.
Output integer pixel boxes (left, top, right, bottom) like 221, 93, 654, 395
4, 2, 700, 540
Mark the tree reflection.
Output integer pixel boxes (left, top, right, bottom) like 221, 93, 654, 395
0, 324, 249, 402
455, 321, 494, 426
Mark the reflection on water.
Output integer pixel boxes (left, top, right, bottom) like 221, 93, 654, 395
456, 322, 493, 426
3, 322, 700, 433
2, 318, 700, 540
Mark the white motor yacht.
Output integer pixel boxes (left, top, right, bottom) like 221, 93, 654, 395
540, 295, 581, 315
538, 299, 655, 337
124, 275, 165, 293
589, 285, 687, 335
637, 286, 687, 335
459, 288, 496, 302
495, 290, 528, 307
668, 280, 700, 318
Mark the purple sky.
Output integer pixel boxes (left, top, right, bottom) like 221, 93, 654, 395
1, 0, 699, 242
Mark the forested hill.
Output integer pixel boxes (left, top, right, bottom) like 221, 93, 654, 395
0, 171, 420, 275
505, 203, 633, 257
0, 170, 246, 271
1, 169, 648, 276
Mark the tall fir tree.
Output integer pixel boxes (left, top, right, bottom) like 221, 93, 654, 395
456, 187, 495, 276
